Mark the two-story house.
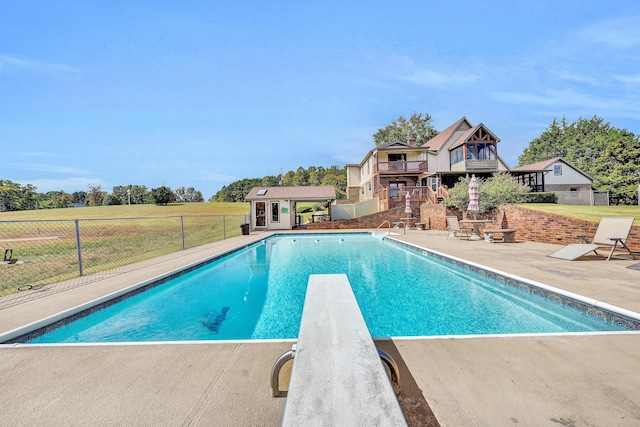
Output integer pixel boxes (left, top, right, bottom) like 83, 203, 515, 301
346, 117, 510, 209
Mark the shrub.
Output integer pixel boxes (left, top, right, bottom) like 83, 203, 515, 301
102, 194, 122, 206
525, 192, 557, 203
442, 172, 530, 213
148, 186, 175, 206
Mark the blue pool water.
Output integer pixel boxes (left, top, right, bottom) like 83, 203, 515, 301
28, 234, 626, 343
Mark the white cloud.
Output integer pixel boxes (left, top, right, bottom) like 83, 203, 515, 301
577, 15, 640, 50
612, 74, 640, 84
491, 88, 640, 120
398, 69, 478, 87
548, 69, 598, 86
15, 163, 96, 176
197, 172, 239, 182
0, 55, 81, 75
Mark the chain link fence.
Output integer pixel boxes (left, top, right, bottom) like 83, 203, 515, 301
0, 215, 245, 309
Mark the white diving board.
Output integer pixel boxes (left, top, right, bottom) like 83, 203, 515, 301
282, 274, 407, 427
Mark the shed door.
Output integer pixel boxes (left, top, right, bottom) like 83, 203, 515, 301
256, 202, 266, 226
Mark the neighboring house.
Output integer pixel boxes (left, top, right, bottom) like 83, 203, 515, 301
346, 117, 510, 209
512, 157, 595, 203
244, 186, 336, 231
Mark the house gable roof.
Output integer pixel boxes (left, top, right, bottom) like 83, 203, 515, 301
423, 116, 473, 151
449, 123, 501, 150
245, 186, 337, 201
513, 157, 594, 181
377, 141, 421, 150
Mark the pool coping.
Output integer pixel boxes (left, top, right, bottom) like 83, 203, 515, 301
2, 230, 639, 345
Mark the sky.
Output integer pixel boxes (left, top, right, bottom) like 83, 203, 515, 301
2, 1, 640, 199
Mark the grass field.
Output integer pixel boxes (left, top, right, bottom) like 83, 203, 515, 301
0, 202, 251, 220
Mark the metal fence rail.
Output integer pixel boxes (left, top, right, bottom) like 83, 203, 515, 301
0, 215, 244, 309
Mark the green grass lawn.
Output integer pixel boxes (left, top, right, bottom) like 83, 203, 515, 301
521, 204, 640, 225
0, 202, 250, 220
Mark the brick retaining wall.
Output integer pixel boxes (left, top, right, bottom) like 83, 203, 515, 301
307, 206, 409, 230
311, 203, 639, 252
419, 204, 639, 251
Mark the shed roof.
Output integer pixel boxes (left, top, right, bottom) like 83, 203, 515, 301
245, 186, 337, 201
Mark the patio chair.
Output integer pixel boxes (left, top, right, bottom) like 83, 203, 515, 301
446, 216, 471, 240
548, 216, 637, 261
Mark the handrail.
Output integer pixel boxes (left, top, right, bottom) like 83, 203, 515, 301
271, 345, 296, 397
376, 220, 391, 235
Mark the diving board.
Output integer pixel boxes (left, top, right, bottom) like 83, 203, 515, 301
282, 274, 407, 427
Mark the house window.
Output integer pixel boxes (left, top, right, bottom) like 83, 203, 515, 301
271, 202, 279, 222
466, 143, 495, 160
554, 165, 562, 176
450, 147, 464, 164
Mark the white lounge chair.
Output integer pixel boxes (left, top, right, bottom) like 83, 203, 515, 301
446, 216, 471, 240
548, 216, 637, 261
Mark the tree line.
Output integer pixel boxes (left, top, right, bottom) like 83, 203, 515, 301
210, 165, 347, 202
0, 181, 204, 212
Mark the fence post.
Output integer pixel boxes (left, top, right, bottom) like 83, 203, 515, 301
223, 215, 226, 239
75, 219, 84, 277
180, 216, 185, 250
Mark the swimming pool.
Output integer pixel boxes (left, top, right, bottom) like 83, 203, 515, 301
21, 233, 635, 343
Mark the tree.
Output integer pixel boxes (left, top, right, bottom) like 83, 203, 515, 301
282, 171, 295, 186
261, 175, 280, 187
1, 180, 39, 211
45, 191, 72, 208
87, 184, 106, 207
72, 191, 87, 205
174, 186, 204, 202
210, 178, 262, 202
596, 129, 640, 205
373, 113, 439, 147
293, 167, 310, 186
148, 186, 175, 205
112, 186, 130, 204
129, 185, 149, 204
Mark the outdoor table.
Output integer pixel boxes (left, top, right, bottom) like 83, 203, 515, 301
459, 219, 492, 241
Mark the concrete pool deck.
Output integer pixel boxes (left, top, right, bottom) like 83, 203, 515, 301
1, 230, 640, 426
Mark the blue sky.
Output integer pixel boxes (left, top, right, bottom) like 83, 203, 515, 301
2, 1, 639, 199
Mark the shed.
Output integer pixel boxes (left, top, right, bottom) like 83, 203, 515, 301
244, 186, 337, 230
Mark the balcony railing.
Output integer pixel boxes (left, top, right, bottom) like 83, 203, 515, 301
374, 185, 450, 209
374, 161, 427, 174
